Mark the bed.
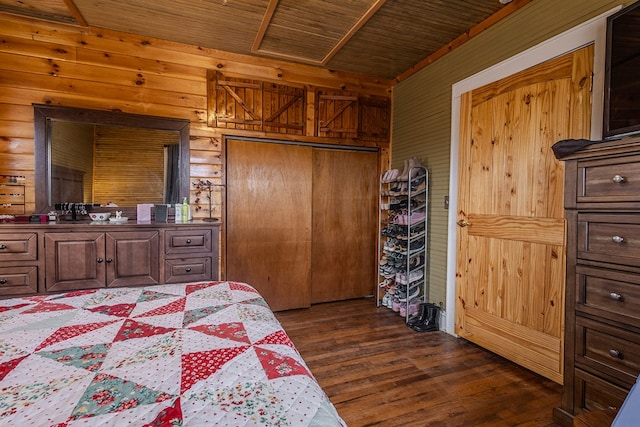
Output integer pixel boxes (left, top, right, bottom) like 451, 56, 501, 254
0, 281, 345, 426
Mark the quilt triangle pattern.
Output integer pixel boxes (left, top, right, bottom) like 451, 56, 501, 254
22, 302, 75, 314
182, 305, 230, 328
113, 331, 182, 369
86, 303, 136, 318
137, 290, 176, 303
134, 297, 186, 319
254, 347, 311, 380
0, 355, 27, 381
0, 303, 30, 313
0, 282, 346, 426
35, 320, 119, 351
50, 289, 99, 300
37, 343, 111, 372
229, 281, 260, 294
114, 319, 176, 342
239, 297, 270, 308
186, 281, 219, 295
188, 380, 287, 426
181, 346, 250, 393
143, 397, 182, 427
253, 330, 296, 349
0, 374, 86, 418
189, 321, 250, 344
68, 373, 174, 421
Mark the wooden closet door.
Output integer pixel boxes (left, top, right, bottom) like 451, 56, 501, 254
311, 148, 378, 303
226, 139, 312, 311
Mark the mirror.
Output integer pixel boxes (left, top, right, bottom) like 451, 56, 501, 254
34, 104, 190, 213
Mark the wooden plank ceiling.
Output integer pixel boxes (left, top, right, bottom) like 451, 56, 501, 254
0, 0, 532, 81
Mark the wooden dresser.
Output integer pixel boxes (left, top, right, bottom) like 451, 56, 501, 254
554, 137, 640, 426
0, 221, 220, 297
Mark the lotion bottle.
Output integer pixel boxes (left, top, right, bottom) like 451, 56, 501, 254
181, 197, 189, 223
174, 202, 182, 223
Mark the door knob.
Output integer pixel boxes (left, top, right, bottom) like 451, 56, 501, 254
457, 220, 470, 227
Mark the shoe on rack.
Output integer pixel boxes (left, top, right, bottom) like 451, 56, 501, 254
381, 293, 392, 308
382, 169, 400, 183
398, 284, 420, 302
408, 303, 440, 332
409, 240, 425, 254
408, 211, 426, 224
395, 159, 410, 182
399, 298, 422, 317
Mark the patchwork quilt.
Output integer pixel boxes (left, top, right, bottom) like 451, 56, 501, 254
0, 281, 345, 426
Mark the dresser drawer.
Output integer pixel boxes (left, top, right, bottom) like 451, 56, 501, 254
576, 317, 640, 387
164, 229, 212, 255
577, 154, 640, 203
578, 214, 640, 268
0, 266, 38, 296
0, 233, 37, 261
164, 257, 212, 283
574, 368, 629, 415
576, 266, 640, 324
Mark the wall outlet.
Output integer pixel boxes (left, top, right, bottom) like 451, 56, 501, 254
444, 195, 449, 210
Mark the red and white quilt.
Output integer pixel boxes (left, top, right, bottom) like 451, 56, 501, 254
0, 281, 345, 426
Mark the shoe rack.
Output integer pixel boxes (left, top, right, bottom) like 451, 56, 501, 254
377, 158, 429, 324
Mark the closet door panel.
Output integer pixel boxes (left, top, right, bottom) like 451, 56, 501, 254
311, 149, 378, 303
226, 139, 312, 311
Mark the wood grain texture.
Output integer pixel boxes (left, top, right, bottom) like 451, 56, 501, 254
276, 298, 563, 427
226, 139, 313, 311
456, 46, 593, 384
311, 148, 378, 303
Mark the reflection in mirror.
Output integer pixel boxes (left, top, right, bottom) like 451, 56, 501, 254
34, 105, 190, 213
50, 122, 180, 206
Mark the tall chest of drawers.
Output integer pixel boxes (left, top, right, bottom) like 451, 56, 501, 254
554, 137, 640, 426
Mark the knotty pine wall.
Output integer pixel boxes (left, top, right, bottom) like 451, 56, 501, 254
0, 12, 391, 221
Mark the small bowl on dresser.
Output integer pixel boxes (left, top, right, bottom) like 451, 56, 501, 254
109, 216, 128, 223
89, 212, 111, 221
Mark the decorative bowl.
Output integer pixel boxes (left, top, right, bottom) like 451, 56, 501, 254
89, 212, 111, 221
109, 217, 128, 223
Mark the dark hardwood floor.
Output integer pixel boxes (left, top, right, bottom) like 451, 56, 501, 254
275, 298, 562, 427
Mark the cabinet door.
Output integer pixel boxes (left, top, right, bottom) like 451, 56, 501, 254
106, 231, 159, 287
45, 232, 105, 292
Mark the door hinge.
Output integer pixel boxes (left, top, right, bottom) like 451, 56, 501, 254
590, 72, 594, 92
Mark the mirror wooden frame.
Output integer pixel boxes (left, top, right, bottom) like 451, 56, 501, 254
33, 104, 190, 213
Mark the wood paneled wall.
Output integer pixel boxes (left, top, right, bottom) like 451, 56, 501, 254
0, 12, 391, 219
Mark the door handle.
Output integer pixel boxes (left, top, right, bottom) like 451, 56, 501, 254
457, 220, 470, 227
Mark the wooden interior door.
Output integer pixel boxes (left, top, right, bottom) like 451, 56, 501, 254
311, 148, 378, 303
226, 139, 313, 311
455, 46, 593, 383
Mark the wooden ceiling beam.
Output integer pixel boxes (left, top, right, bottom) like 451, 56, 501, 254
321, 0, 388, 64
62, 0, 87, 27
251, 0, 279, 53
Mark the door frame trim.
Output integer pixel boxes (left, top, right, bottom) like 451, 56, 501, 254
444, 7, 619, 335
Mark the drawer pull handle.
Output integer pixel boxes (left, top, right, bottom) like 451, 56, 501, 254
97, 258, 103, 263
609, 292, 624, 301
0, 279, 6, 284
186, 239, 191, 244
612, 174, 626, 184
185, 267, 192, 272
612, 235, 625, 244
609, 349, 623, 359
106, 258, 113, 263
0, 244, 6, 250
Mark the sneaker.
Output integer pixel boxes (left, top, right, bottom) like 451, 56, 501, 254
396, 269, 423, 285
